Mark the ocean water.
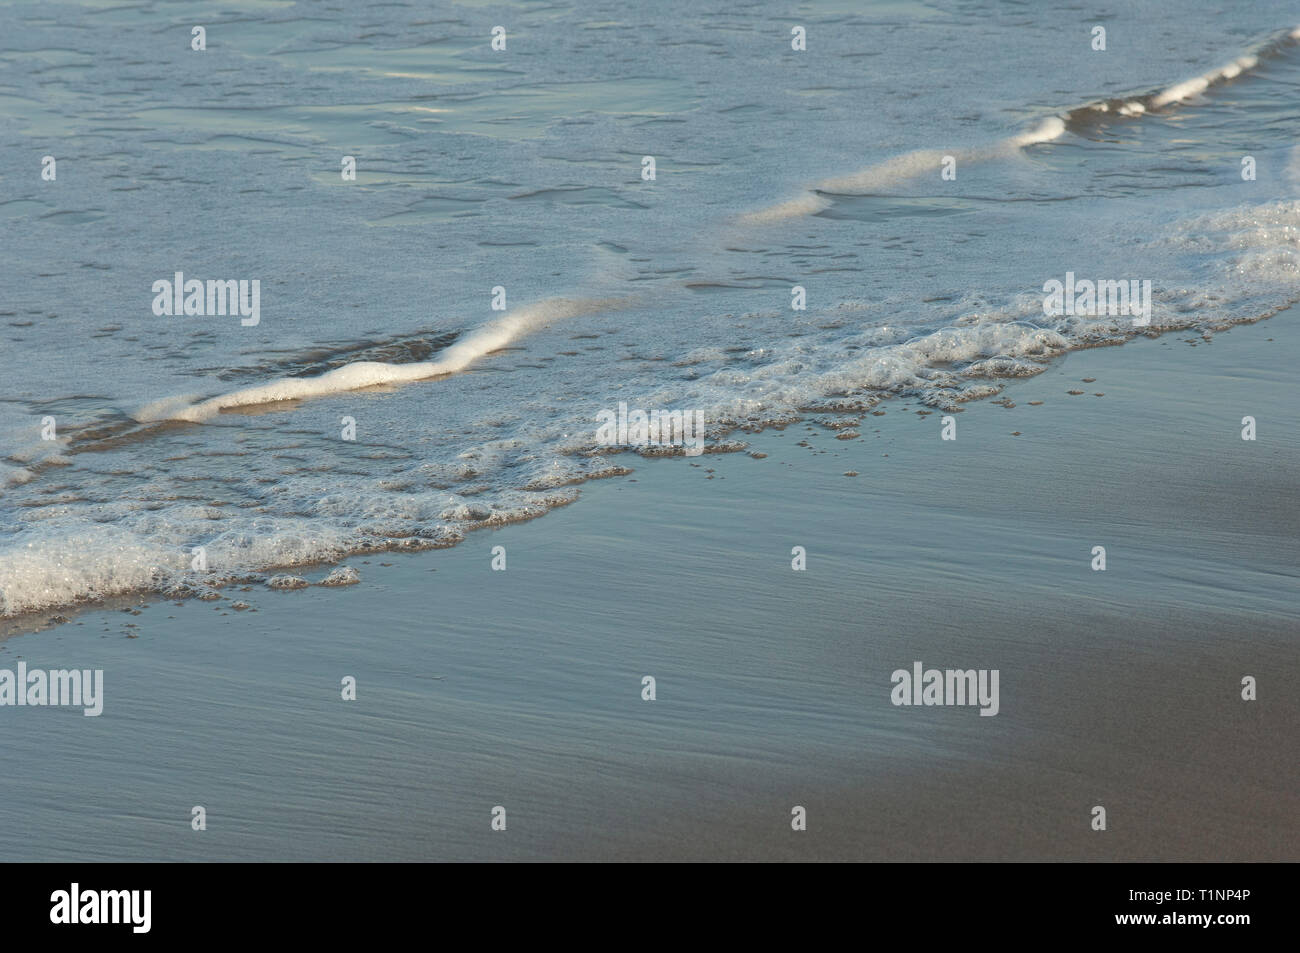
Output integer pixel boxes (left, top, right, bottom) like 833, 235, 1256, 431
2, 0, 1299, 621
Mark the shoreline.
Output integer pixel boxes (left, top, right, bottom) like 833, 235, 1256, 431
3, 307, 1294, 642
0, 311, 1296, 861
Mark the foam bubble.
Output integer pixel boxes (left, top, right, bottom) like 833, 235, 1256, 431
1, 463, 35, 487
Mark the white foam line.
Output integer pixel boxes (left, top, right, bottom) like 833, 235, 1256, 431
815, 148, 953, 197
739, 117, 1067, 226
738, 193, 833, 224
137, 296, 622, 423
1150, 54, 1260, 108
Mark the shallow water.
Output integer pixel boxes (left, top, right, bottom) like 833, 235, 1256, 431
2, 0, 1299, 620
